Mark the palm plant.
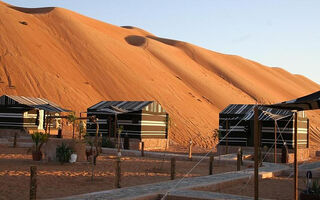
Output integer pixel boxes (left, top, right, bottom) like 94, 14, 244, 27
31, 132, 49, 161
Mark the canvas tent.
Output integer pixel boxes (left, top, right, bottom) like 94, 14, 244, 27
0, 95, 69, 130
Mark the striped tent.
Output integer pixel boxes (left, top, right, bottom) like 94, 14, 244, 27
219, 104, 309, 148
87, 101, 169, 139
0, 95, 70, 130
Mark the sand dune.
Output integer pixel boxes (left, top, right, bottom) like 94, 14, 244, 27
0, 1, 319, 149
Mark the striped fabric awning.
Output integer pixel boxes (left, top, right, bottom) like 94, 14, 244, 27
220, 104, 292, 121
267, 90, 320, 111
0, 95, 70, 112
88, 101, 153, 114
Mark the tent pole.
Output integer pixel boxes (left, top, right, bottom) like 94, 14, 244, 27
254, 106, 259, 200
274, 121, 277, 163
294, 111, 298, 200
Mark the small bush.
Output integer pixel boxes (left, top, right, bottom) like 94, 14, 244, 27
56, 143, 73, 164
101, 137, 115, 148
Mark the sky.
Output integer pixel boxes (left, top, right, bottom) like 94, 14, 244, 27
3, 0, 320, 84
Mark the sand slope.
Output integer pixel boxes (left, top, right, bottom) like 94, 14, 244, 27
0, 2, 319, 148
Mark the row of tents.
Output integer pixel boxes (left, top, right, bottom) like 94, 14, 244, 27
0, 95, 169, 140
1, 90, 319, 149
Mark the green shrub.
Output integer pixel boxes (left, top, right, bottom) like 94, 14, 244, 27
56, 143, 73, 164
101, 137, 115, 148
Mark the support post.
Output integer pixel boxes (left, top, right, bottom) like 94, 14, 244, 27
294, 111, 298, 200
30, 166, 37, 200
114, 157, 121, 188
254, 106, 259, 200
209, 155, 214, 175
274, 121, 277, 163
171, 157, 176, 180
188, 139, 192, 161
225, 120, 229, 154
237, 148, 241, 171
141, 142, 144, 157
13, 132, 17, 148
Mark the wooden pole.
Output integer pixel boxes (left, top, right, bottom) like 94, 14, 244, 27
171, 157, 176, 180
237, 148, 241, 171
13, 132, 17, 148
141, 141, 144, 157
29, 166, 37, 200
226, 120, 229, 154
114, 157, 121, 188
294, 111, 298, 200
209, 155, 214, 175
188, 139, 192, 161
108, 117, 112, 140
254, 106, 259, 200
114, 115, 117, 144
72, 122, 75, 139
274, 121, 277, 163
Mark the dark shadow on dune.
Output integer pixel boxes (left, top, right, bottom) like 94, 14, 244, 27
9, 6, 55, 14
121, 26, 135, 29
125, 35, 146, 47
146, 35, 180, 46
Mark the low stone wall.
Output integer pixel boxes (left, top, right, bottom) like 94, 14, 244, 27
43, 138, 86, 162
109, 137, 169, 151
218, 145, 310, 163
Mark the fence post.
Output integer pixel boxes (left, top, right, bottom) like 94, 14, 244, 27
209, 155, 214, 175
237, 149, 241, 171
188, 139, 192, 161
114, 157, 121, 188
171, 157, 176, 180
141, 142, 144, 157
30, 166, 37, 200
13, 132, 17, 148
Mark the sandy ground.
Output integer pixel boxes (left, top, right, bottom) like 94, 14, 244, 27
1, 1, 320, 149
195, 175, 320, 200
0, 146, 245, 199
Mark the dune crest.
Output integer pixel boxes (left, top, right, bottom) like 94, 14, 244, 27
0, 2, 319, 149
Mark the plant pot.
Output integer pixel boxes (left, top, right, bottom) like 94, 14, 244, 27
300, 192, 320, 200
32, 151, 42, 161
69, 153, 77, 163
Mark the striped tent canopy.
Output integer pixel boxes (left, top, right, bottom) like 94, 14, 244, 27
267, 90, 320, 111
220, 104, 292, 121
0, 95, 70, 112
88, 101, 153, 114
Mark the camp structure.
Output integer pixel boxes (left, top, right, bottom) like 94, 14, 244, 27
0, 95, 70, 134
87, 101, 169, 150
219, 104, 309, 149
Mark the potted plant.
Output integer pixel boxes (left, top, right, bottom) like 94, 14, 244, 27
300, 180, 320, 200
56, 143, 73, 164
31, 132, 49, 161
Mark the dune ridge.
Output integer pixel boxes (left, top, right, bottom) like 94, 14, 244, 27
0, 2, 319, 149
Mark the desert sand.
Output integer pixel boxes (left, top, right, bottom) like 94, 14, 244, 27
0, 146, 244, 199
0, 1, 319, 150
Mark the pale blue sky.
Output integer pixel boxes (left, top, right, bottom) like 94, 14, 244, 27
3, 0, 320, 84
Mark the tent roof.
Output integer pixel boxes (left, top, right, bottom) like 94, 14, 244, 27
220, 104, 292, 121
0, 95, 70, 112
267, 90, 320, 111
88, 101, 154, 114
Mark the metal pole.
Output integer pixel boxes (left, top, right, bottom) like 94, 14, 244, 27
294, 111, 298, 200
226, 120, 229, 154
274, 121, 277, 163
254, 106, 259, 200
